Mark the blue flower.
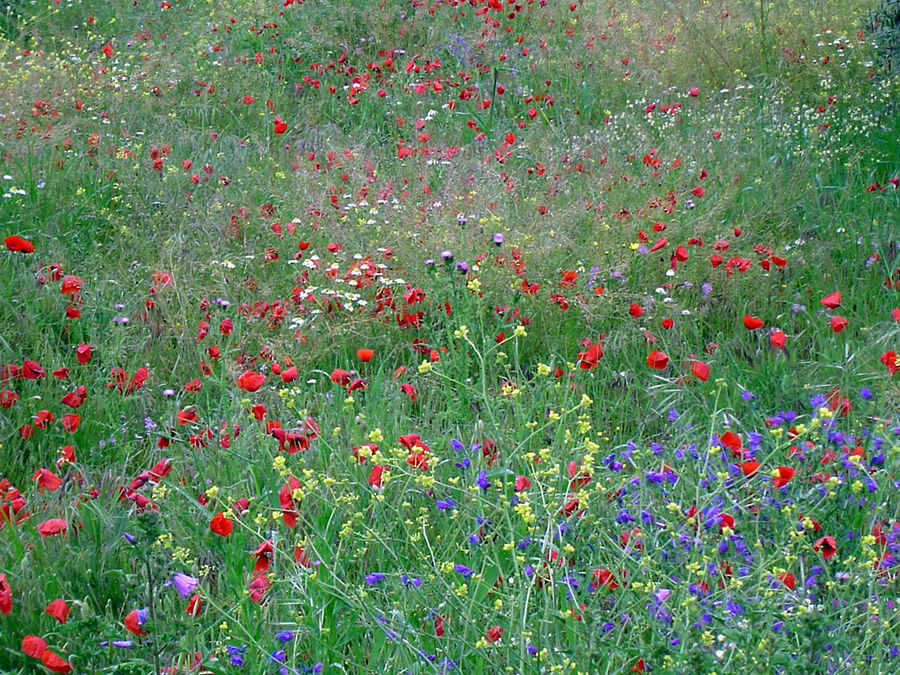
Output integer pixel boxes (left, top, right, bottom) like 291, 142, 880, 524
476, 470, 489, 490
365, 572, 386, 585
454, 563, 473, 577
276, 630, 294, 643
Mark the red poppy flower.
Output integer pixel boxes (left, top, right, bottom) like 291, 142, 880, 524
813, 535, 837, 559
719, 432, 743, 455
280, 365, 298, 382
778, 572, 795, 590
124, 609, 146, 635
399, 383, 417, 401
647, 350, 669, 370
592, 568, 618, 590
742, 315, 764, 330
60, 276, 83, 295
177, 408, 198, 425
34, 409, 55, 428
740, 460, 760, 477
0, 390, 18, 408
45, 598, 70, 623
22, 360, 46, 379
357, 348, 374, 362
185, 594, 203, 616
330, 368, 351, 386
64, 382, 88, 408
4, 235, 34, 253
577, 342, 604, 369
514, 475, 531, 492
829, 316, 848, 333
0, 573, 10, 614
691, 361, 710, 381
41, 650, 72, 674
772, 466, 795, 488
629, 303, 644, 318
347, 377, 367, 391
61, 414, 80, 432
75, 343, 92, 364
210, 512, 233, 537
248, 573, 270, 603
236, 371, 266, 392
368, 465, 386, 489
880, 351, 898, 375
38, 518, 67, 536
273, 117, 287, 134
486, 626, 503, 642
33, 468, 62, 492
769, 329, 786, 349
22, 634, 47, 658
820, 291, 841, 308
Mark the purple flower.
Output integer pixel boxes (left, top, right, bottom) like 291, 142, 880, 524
225, 645, 247, 666
270, 649, 286, 663
440, 250, 453, 261
860, 387, 873, 400
492, 233, 504, 245
454, 564, 473, 577
123, 532, 136, 544
476, 470, 489, 490
436, 498, 456, 510
172, 572, 199, 598
455, 261, 469, 274
276, 630, 294, 642
365, 572, 386, 585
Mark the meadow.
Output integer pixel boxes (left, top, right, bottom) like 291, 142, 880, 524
1, 0, 899, 672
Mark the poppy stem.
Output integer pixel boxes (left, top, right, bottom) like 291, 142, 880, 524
145, 557, 162, 675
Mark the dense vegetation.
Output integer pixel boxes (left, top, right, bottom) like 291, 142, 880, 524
1, 0, 899, 672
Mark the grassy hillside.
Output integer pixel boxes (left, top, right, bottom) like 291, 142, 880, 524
1, 0, 899, 672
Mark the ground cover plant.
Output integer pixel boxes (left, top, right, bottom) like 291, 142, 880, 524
1, 0, 899, 672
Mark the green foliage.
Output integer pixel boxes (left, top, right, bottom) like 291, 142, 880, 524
866, 0, 900, 74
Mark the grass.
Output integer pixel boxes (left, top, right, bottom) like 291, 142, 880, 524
1, 0, 900, 673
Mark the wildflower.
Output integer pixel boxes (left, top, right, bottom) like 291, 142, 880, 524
124, 608, 148, 635
45, 599, 70, 623
365, 572, 386, 585
226, 645, 247, 666
172, 572, 199, 598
